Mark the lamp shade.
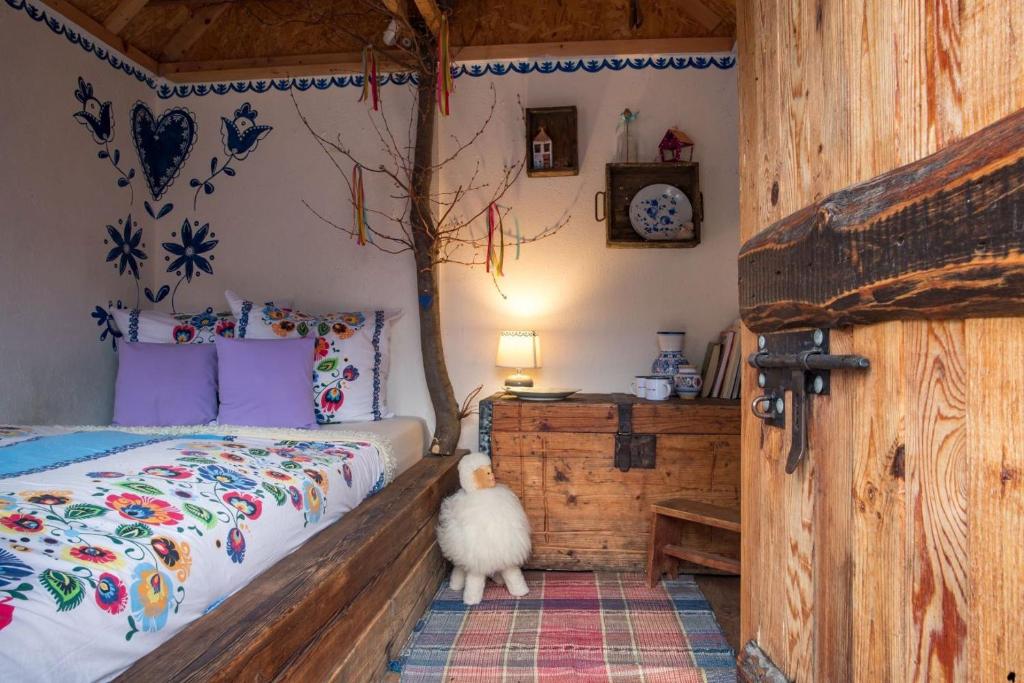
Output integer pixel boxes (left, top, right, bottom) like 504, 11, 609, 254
496, 330, 541, 369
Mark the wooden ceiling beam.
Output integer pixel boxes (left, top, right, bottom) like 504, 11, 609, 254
412, 0, 442, 35
34, 0, 160, 72
160, 2, 230, 62
160, 36, 734, 83
381, 0, 408, 21
103, 0, 149, 34
682, 0, 724, 31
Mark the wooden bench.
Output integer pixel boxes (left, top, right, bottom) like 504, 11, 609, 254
647, 498, 741, 587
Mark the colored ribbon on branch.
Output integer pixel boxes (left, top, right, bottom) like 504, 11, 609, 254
486, 202, 504, 275
514, 215, 521, 259
359, 46, 380, 111
352, 163, 368, 246
436, 14, 453, 116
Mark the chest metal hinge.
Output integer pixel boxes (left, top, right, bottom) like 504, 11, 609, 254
748, 328, 869, 474
614, 401, 656, 472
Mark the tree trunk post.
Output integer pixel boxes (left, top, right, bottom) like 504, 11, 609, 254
411, 57, 461, 455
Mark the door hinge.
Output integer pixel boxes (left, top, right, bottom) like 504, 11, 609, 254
748, 328, 870, 474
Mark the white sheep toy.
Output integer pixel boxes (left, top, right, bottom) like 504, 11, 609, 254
436, 452, 531, 605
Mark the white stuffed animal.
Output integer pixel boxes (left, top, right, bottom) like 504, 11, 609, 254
436, 452, 531, 605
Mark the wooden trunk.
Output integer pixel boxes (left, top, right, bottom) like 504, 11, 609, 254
481, 393, 740, 571
738, 2, 1024, 681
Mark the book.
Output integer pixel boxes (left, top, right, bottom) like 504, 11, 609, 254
701, 343, 721, 398
719, 334, 741, 398
727, 347, 742, 398
712, 330, 736, 397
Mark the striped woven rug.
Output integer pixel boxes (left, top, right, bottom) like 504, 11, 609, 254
396, 571, 736, 682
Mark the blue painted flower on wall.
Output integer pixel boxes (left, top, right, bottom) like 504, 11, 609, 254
73, 78, 135, 201
104, 215, 147, 279
130, 101, 197, 209
189, 102, 272, 209
103, 214, 147, 308
73, 78, 112, 143
91, 301, 124, 349
162, 219, 219, 312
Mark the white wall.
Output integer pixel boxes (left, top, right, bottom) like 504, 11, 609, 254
0, 2, 738, 443
0, 10, 151, 423
160, 86, 430, 420
438, 65, 739, 445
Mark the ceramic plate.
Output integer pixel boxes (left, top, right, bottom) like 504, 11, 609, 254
506, 387, 580, 401
629, 183, 694, 241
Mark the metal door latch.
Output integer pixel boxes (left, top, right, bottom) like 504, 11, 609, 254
748, 328, 870, 474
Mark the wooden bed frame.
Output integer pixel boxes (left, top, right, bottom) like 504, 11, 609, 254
118, 453, 461, 682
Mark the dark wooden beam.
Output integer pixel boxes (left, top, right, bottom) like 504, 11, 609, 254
738, 107, 1024, 332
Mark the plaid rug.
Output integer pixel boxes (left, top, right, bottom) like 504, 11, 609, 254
395, 572, 736, 682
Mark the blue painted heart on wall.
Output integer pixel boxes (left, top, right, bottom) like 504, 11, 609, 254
130, 102, 197, 201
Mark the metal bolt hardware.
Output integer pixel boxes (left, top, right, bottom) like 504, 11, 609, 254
748, 329, 870, 474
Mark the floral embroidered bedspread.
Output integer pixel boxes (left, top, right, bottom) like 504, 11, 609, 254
0, 425, 394, 682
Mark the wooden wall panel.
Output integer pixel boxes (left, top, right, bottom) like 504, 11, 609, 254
739, 1, 1024, 680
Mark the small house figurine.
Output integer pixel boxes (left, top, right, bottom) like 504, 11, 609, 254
658, 128, 694, 162
532, 126, 553, 170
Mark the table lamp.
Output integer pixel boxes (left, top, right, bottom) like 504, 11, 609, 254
496, 330, 541, 387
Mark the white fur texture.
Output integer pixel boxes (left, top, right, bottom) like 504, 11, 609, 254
437, 453, 531, 581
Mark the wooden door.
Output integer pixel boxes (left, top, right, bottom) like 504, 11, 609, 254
737, 2, 1023, 681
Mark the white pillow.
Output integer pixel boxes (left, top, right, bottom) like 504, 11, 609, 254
112, 308, 236, 344
225, 290, 398, 423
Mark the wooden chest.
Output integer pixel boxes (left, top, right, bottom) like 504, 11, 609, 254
479, 393, 740, 571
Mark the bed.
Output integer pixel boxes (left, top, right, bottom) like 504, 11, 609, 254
0, 419, 455, 682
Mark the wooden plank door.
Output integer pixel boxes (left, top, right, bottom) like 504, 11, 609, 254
737, 1, 1024, 681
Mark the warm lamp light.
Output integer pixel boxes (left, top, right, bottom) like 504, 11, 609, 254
496, 330, 541, 387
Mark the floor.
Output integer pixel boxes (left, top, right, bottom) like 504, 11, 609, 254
695, 575, 741, 652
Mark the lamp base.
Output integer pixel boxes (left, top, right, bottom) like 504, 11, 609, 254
504, 372, 534, 388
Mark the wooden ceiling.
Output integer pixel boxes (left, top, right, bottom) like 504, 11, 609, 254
42, 0, 736, 82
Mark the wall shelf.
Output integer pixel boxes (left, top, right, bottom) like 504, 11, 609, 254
599, 162, 702, 248
525, 106, 579, 177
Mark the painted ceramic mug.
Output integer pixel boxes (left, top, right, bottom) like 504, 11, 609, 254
645, 377, 674, 401
674, 366, 703, 399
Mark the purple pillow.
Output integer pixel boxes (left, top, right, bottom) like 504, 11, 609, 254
114, 343, 218, 426
215, 337, 318, 429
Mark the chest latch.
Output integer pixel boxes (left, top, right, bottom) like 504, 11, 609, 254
748, 328, 870, 474
614, 400, 656, 472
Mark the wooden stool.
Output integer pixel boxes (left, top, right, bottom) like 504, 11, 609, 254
646, 498, 741, 587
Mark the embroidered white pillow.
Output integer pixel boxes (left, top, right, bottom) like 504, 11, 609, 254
225, 290, 397, 423
112, 308, 237, 344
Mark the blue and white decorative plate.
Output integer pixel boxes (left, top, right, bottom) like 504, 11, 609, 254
629, 183, 695, 241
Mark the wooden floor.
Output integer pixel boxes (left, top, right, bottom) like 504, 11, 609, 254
695, 575, 740, 653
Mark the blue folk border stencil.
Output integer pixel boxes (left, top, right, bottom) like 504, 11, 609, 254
5, 0, 157, 89
7, 0, 734, 100
157, 56, 735, 99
